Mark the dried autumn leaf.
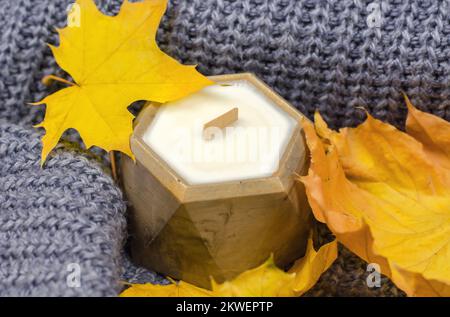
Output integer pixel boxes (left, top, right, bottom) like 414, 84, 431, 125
289, 235, 337, 293
404, 95, 450, 169
300, 100, 450, 296
34, 0, 212, 163
119, 235, 337, 297
120, 280, 212, 297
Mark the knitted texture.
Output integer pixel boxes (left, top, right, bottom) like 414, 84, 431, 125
0, 122, 126, 296
0, 0, 449, 296
0, 0, 449, 129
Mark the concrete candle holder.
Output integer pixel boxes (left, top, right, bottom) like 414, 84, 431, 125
120, 73, 312, 288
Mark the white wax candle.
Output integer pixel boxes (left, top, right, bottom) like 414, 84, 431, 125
143, 80, 297, 185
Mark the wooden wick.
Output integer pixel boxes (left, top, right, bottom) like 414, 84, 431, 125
109, 151, 118, 183
203, 107, 239, 140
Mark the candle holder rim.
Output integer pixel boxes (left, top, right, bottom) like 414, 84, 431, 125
127, 73, 309, 203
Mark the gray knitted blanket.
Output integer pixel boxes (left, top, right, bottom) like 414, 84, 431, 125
0, 0, 448, 296
0, 122, 126, 296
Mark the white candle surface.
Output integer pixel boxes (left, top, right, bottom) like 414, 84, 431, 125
143, 80, 297, 185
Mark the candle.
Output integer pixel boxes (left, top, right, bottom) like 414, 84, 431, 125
143, 79, 298, 185
121, 73, 311, 288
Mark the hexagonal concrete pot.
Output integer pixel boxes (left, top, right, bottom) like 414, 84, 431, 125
120, 73, 312, 288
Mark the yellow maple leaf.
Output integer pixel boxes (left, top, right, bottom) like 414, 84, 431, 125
34, 0, 213, 163
119, 235, 337, 297
119, 280, 212, 297
404, 95, 450, 170
300, 99, 450, 296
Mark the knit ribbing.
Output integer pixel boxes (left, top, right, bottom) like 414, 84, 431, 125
158, 0, 450, 129
0, 122, 126, 296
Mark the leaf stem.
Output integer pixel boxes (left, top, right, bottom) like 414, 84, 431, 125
42, 75, 77, 87
110, 151, 118, 183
